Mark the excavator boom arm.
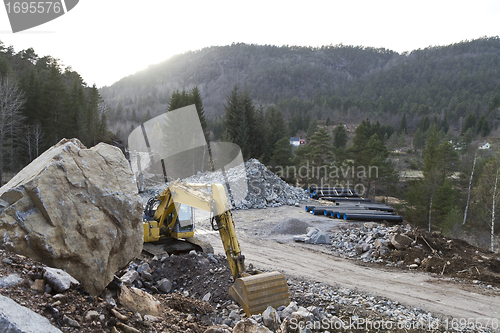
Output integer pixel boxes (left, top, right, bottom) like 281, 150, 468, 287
143, 181, 289, 315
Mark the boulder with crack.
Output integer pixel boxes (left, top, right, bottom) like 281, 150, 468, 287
0, 138, 143, 296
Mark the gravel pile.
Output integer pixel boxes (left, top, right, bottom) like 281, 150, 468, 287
147, 158, 310, 210
330, 223, 412, 263
271, 218, 312, 235
284, 278, 496, 333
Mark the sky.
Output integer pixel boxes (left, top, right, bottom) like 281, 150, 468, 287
0, 0, 499, 88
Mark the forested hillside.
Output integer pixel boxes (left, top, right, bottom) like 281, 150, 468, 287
100, 37, 500, 142
0, 41, 110, 185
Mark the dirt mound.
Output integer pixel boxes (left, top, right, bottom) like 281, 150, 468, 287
149, 252, 234, 304
381, 229, 500, 286
0, 249, 213, 333
272, 218, 312, 235
161, 292, 214, 315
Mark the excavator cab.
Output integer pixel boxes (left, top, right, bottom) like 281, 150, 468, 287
142, 182, 290, 316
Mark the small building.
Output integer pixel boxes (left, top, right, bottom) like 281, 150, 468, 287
290, 137, 306, 146
290, 137, 300, 146
479, 142, 491, 150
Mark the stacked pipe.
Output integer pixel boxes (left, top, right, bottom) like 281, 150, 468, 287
307, 186, 361, 200
306, 202, 403, 223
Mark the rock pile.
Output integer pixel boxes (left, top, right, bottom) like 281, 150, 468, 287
271, 218, 312, 235
239, 159, 309, 209
144, 159, 310, 209
293, 227, 331, 245
0, 246, 497, 332
330, 223, 414, 263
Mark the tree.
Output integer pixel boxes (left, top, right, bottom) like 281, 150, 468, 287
306, 127, 332, 185
332, 123, 347, 151
399, 114, 407, 134
189, 86, 207, 134
306, 119, 318, 141
21, 122, 43, 163
0, 76, 25, 185
462, 111, 477, 135
223, 85, 261, 160
270, 137, 295, 183
40, 64, 67, 146
407, 124, 448, 231
471, 155, 500, 251
325, 116, 332, 127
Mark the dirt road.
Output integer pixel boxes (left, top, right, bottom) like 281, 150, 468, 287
195, 206, 500, 324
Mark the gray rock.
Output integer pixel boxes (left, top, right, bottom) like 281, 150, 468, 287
228, 310, 241, 322
361, 243, 371, 252
0, 274, 23, 288
293, 235, 308, 243
373, 238, 388, 248
280, 301, 298, 320
136, 263, 151, 274
141, 271, 153, 281
62, 315, 80, 328
0, 139, 143, 296
390, 233, 413, 250
311, 231, 331, 245
120, 270, 139, 285
233, 319, 272, 333
0, 294, 62, 332
157, 278, 172, 293
262, 306, 280, 331
202, 292, 211, 302
43, 267, 79, 292
354, 244, 364, 255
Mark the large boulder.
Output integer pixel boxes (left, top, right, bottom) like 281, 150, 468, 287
0, 138, 143, 295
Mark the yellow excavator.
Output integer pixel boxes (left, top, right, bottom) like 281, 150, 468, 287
142, 181, 290, 316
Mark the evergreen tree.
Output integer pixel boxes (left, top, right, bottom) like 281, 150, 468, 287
407, 124, 444, 231
399, 114, 407, 134
224, 85, 241, 143
266, 106, 288, 159
270, 137, 294, 183
189, 86, 207, 135
306, 127, 332, 184
241, 90, 259, 159
325, 116, 332, 127
332, 123, 348, 151
306, 119, 318, 141
462, 111, 477, 135
40, 64, 67, 146
254, 105, 269, 162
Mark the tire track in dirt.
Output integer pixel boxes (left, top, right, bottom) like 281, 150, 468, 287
198, 226, 500, 322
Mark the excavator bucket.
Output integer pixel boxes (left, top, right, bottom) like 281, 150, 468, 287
229, 271, 290, 316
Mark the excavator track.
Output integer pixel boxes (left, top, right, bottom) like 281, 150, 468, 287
142, 237, 213, 256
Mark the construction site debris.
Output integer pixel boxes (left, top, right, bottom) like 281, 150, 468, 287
293, 227, 331, 244
0, 138, 143, 296
271, 218, 312, 235
43, 267, 79, 293
0, 243, 498, 332
181, 159, 310, 209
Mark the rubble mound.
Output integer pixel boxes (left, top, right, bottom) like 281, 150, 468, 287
184, 159, 309, 209
120, 251, 234, 305
381, 228, 500, 286
272, 218, 312, 235
162, 292, 214, 315
328, 222, 500, 286
0, 244, 498, 332
0, 138, 143, 296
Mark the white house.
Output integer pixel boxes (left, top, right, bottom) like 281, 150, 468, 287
479, 142, 491, 150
